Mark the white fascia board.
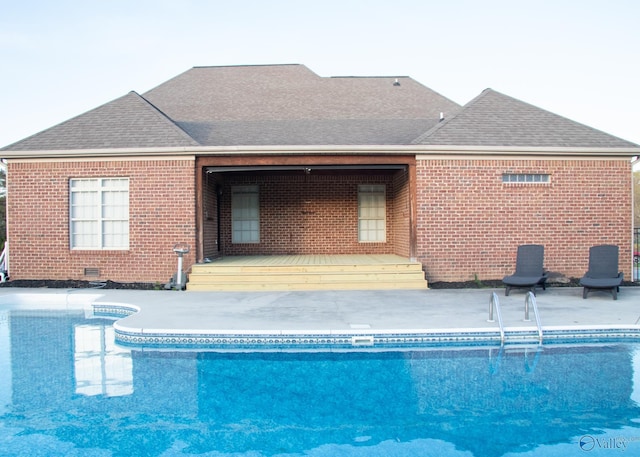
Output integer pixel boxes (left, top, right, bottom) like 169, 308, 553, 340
415, 145, 640, 160
2, 144, 639, 159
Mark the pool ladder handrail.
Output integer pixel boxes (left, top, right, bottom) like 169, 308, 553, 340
488, 292, 505, 345
524, 291, 543, 344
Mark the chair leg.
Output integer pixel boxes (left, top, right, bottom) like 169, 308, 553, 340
612, 287, 618, 300
505, 286, 510, 296
535, 278, 547, 292
583, 287, 588, 299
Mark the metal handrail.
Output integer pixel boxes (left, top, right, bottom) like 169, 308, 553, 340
488, 292, 505, 345
524, 291, 543, 344
0, 241, 7, 282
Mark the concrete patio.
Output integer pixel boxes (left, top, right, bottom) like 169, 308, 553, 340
1, 285, 638, 349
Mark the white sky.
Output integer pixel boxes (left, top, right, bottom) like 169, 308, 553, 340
1, 0, 639, 150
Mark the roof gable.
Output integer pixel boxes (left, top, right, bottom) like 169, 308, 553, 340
2, 91, 199, 151
142, 64, 461, 145
413, 89, 638, 148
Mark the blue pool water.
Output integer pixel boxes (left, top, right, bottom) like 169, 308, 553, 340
2, 309, 640, 456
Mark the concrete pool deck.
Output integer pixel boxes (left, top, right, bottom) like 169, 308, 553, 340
1, 285, 639, 348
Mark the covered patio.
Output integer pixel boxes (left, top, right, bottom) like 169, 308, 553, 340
191, 154, 422, 290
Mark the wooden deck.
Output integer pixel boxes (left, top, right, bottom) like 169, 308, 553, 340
187, 254, 428, 291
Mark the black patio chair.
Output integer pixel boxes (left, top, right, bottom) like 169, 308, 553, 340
502, 244, 548, 296
580, 245, 623, 300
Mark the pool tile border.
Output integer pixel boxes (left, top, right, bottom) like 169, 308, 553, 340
112, 328, 504, 349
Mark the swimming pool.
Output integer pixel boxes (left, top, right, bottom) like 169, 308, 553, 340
3, 308, 640, 456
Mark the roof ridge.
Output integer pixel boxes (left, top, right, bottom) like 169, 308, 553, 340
133, 91, 200, 145
413, 88, 639, 148
192, 63, 303, 70
0, 94, 138, 150
410, 89, 490, 144
330, 75, 410, 79
482, 89, 638, 144
1, 91, 200, 151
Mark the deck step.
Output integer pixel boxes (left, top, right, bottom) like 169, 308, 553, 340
186, 256, 428, 291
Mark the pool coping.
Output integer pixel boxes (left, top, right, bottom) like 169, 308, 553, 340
3, 288, 640, 351
92, 302, 640, 351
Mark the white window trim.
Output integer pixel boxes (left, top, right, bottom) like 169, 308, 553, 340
358, 184, 387, 243
70, 178, 129, 250
502, 173, 550, 184
231, 185, 260, 244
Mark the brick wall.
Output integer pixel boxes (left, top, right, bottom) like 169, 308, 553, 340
218, 173, 400, 256
7, 158, 196, 283
10, 156, 628, 284
416, 158, 633, 282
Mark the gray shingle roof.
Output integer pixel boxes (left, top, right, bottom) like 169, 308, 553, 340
413, 88, 638, 148
2, 91, 199, 151
178, 119, 440, 146
142, 64, 460, 145
2, 65, 637, 153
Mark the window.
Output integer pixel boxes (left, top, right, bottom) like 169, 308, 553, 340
70, 178, 129, 249
358, 184, 386, 242
502, 173, 550, 183
232, 185, 260, 243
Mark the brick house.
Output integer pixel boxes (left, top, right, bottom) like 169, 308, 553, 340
1, 64, 637, 288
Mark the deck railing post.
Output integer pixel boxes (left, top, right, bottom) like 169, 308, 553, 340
488, 292, 496, 322
488, 292, 505, 345
525, 291, 543, 344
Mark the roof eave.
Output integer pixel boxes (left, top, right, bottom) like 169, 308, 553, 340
414, 144, 640, 158
2, 144, 638, 160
